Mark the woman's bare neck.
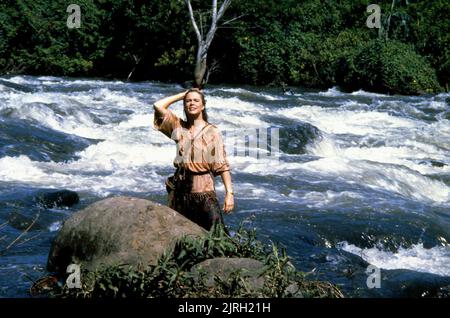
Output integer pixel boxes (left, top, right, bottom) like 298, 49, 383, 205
187, 116, 206, 127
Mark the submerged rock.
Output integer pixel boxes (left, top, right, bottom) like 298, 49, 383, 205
279, 123, 321, 154
418, 160, 447, 168
0, 79, 36, 93
7, 211, 43, 231
47, 196, 206, 275
34, 190, 79, 208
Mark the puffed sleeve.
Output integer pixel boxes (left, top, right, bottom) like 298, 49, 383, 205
206, 127, 230, 176
153, 109, 181, 139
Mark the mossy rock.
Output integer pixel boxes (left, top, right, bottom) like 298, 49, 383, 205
190, 257, 266, 292
47, 196, 206, 276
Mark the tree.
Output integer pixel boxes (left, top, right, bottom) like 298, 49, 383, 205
184, 0, 232, 87
380, 0, 411, 40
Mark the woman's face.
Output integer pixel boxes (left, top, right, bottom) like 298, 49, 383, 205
184, 92, 205, 118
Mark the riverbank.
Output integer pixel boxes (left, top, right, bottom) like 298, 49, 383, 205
1, 1, 448, 95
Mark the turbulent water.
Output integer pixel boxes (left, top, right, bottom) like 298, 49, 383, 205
0, 76, 449, 298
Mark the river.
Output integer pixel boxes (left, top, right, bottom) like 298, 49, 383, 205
0, 76, 449, 297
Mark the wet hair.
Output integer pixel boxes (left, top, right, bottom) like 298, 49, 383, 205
183, 89, 208, 122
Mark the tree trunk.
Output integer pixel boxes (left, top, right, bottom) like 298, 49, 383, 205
185, 0, 232, 88
194, 43, 208, 88
194, 55, 207, 88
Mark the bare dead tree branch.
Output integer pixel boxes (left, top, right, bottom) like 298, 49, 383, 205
127, 54, 142, 81
2, 211, 40, 252
16, 233, 41, 247
185, 0, 202, 42
212, 0, 218, 25
185, 0, 234, 87
212, 0, 217, 23
216, 0, 232, 22
222, 14, 246, 26
205, 0, 231, 48
199, 11, 204, 38
205, 58, 222, 83
0, 221, 9, 230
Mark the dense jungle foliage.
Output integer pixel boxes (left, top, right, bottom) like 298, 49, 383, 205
0, 0, 448, 94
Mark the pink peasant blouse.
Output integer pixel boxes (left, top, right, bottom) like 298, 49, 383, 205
154, 110, 230, 192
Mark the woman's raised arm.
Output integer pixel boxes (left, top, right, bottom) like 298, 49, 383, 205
153, 91, 187, 118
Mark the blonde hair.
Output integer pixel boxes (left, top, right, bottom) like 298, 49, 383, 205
183, 89, 208, 122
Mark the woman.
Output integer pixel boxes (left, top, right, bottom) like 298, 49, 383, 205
153, 89, 234, 230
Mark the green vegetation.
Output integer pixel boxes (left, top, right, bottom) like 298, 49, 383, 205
342, 39, 442, 94
0, 0, 448, 94
57, 225, 343, 298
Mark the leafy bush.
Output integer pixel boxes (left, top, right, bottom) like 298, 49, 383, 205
237, 21, 288, 86
287, 28, 370, 88
341, 40, 442, 95
56, 225, 344, 298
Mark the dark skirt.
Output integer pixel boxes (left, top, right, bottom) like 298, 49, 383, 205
166, 176, 225, 230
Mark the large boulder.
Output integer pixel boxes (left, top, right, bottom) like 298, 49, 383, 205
47, 196, 206, 275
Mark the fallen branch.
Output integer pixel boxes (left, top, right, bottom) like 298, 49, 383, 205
16, 233, 42, 247
1, 211, 40, 253
0, 221, 9, 230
